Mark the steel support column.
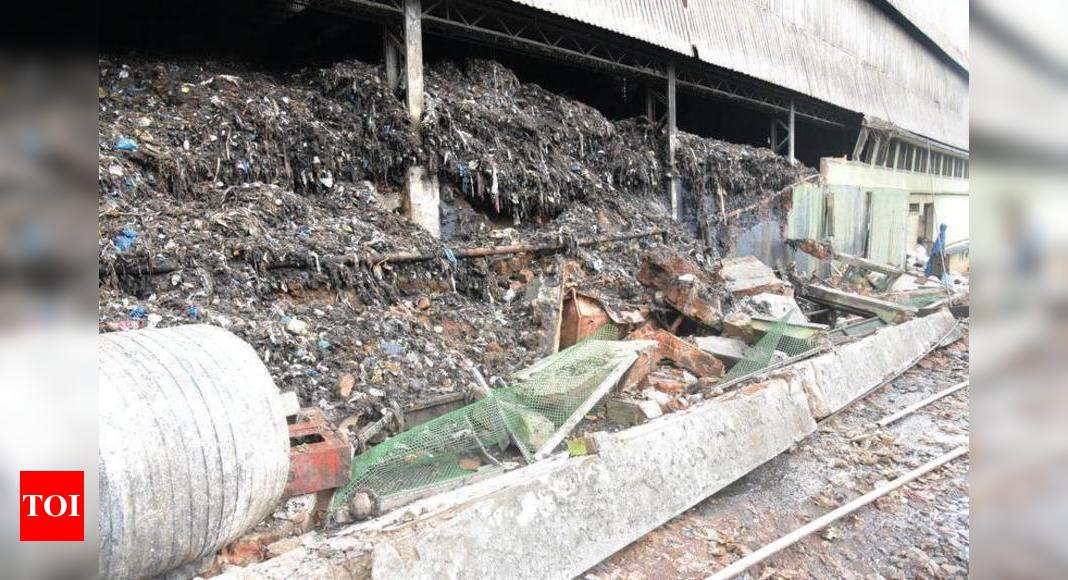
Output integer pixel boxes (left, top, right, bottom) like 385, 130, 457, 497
771, 101, 795, 163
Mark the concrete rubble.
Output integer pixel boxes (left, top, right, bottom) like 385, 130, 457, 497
216, 311, 959, 580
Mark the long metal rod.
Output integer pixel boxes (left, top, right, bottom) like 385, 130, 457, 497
706, 446, 968, 580
875, 380, 968, 427
363, 228, 666, 265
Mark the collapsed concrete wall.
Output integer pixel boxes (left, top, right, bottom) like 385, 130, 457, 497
219, 311, 958, 580
789, 309, 958, 419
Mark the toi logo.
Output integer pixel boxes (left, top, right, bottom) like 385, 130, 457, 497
20, 471, 84, 541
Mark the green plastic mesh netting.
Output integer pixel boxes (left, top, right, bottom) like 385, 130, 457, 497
332, 324, 649, 508
722, 310, 818, 382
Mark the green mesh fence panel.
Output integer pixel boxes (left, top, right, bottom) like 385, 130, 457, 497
332, 325, 647, 508
723, 310, 817, 381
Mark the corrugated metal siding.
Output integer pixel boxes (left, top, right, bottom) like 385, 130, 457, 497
507, 0, 968, 150
865, 189, 910, 266
787, 183, 827, 275
827, 185, 869, 257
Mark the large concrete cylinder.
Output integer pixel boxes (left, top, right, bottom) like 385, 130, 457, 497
99, 325, 290, 579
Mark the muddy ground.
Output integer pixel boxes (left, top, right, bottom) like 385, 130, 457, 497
588, 327, 970, 579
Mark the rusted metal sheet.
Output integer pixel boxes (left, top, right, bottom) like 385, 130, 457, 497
507, 0, 968, 150
284, 409, 352, 498
637, 246, 722, 327
627, 325, 726, 379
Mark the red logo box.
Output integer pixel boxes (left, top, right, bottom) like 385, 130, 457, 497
20, 471, 84, 541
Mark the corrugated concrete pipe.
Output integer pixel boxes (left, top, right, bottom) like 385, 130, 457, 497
99, 325, 290, 579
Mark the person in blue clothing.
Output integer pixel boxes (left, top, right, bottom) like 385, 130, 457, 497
925, 223, 948, 282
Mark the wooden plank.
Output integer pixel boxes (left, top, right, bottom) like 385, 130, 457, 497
533, 351, 639, 460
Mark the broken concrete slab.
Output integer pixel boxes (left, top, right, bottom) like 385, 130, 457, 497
217, 312, 958, 580
739, 292, 808, 324
717, 255, 790, 297
637, 247, 722, 327
785, 309, 957, 419
528, 276, 564, 355
693, 335, 748, 365
606, 398, 663, 427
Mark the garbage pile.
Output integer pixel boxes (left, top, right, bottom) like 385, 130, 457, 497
97, 54, 811, 439
426, 60, 811, 223
99, 59, 418, 200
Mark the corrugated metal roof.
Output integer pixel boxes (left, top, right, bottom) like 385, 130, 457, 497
507, 0, 968, 150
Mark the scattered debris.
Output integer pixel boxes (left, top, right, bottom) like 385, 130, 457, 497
718, 256, 791, 297
637, 246, 724, 327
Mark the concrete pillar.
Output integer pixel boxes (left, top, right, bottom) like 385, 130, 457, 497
400, 0, 439, 237
666, 61, 679, 221
403, 0, 424, 123
868, 135, 881, 166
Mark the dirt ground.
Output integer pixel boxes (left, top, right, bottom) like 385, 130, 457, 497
587, 326, 970, 580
